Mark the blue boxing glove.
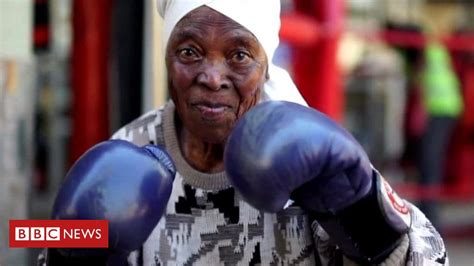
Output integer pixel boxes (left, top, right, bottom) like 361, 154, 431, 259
224, 101, 411, 264
50, 140, 175, 264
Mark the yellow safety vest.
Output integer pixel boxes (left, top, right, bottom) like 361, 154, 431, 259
422, 41, 463, 117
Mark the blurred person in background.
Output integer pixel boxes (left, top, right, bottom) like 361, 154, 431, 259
417, 35, 464, 228
39, 0, 449, 265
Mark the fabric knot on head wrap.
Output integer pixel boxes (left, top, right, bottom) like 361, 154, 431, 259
156, 0, 307, 106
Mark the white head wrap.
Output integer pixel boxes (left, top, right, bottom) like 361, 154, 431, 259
157, 0, 307, 106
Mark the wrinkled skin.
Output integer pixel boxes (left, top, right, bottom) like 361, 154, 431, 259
166, 6, 268, 172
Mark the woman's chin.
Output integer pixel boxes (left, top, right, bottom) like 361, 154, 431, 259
196, 128, 230, 145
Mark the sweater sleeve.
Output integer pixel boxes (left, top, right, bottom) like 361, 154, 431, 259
403, 203, 448, 265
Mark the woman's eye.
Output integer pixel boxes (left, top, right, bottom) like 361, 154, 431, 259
232, 51, 251, 63
179, 48, 196, 58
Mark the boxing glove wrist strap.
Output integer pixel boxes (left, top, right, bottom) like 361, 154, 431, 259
311, 171, 412, 264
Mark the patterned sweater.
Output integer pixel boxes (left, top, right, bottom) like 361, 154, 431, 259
109, 101, 448, 266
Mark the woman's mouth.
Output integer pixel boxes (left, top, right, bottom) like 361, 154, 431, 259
192, 102, 231, 120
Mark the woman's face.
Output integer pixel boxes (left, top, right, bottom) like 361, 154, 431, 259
166, 6, 268, 144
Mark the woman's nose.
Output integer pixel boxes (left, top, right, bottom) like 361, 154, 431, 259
196, 61, 231, 91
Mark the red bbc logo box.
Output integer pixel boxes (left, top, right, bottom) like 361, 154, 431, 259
9, 220, 108, 248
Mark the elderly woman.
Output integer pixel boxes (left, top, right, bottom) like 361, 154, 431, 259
42, 0, 448, 265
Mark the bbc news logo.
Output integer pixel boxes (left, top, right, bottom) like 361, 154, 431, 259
10, 220, 108, 248
15, 227, 61, 241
